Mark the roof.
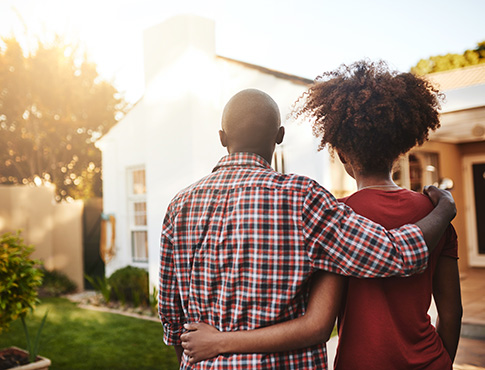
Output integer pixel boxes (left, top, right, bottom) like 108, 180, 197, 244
216, 55, 313, 86
426, 64, 485, 143
426, 63, 485, 91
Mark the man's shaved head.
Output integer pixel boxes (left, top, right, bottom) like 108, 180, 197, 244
219, 89, 284, 163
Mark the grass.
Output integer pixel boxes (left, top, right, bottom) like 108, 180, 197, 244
1, 297, 339, 369
0, 297, 179, 370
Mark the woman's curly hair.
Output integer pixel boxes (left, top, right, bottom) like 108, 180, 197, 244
293, 60, 443, 173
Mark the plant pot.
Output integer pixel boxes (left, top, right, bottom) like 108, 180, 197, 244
0, 347, 51, 370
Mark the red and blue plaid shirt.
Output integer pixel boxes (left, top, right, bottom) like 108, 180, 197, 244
159, 153, 428, 369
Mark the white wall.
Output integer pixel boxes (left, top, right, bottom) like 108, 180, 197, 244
98, 102, 149, 276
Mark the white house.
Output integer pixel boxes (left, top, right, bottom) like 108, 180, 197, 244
96, 15, 347, 287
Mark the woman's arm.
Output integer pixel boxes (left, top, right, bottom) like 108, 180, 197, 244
181, 271, 345, 364
174, 345, 184, 365
433, 255, 463, 361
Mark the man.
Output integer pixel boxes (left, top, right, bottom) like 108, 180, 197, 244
159, 89, 455, 369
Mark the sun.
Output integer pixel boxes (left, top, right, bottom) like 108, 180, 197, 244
0, 0, 146, 102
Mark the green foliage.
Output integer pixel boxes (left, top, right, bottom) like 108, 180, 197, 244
84, 274, 111, 303
39, 268, 77, 297
411, 40, 485, 75
0, 231, 43, 334
21, 310, 48, 363
0, 298, 179, 369
0, 36, 128, 201
112, 284, 126, 306
108, 266, 149, 307
149, 286, 159, 315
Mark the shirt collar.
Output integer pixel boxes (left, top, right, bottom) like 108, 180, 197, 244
213, 152, 272, 172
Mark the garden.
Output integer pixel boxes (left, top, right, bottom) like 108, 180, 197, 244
0, 297, 179, 370
0, 231, 179, 370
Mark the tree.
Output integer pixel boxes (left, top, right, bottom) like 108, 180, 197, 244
411, 41, 485, 75
0, 36, 127, 201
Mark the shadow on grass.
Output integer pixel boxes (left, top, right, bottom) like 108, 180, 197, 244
0, 297, 179, 370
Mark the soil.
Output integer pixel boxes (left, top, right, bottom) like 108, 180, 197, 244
65, 291, 157, 320
0, 349, 30, 370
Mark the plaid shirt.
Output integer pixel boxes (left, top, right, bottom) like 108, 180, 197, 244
159, 153, 428, 369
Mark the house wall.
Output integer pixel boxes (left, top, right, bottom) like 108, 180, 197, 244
98, 102, 148, 276
0, 185, 84, 289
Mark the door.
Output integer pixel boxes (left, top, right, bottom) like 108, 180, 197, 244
83, 197, 105, 288
464, 155, 485, 266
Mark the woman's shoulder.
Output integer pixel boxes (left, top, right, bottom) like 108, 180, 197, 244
340, 188, 432, 204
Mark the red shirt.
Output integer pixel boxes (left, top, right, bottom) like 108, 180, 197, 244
335, 188, 458, 370
159, 153, 428, 369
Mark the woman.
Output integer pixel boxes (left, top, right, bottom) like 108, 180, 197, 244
180, 60, 463, 369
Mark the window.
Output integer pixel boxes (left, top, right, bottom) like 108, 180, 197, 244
393, 152, 440, 191
127, 167, 148, 263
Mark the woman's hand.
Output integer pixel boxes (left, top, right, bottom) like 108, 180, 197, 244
180, 322, 223, 364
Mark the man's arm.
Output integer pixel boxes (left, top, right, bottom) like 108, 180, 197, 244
303, 184, 456, 278
159, 211, 186, 358
414, 186, 456, 253
181, 271, 344, 364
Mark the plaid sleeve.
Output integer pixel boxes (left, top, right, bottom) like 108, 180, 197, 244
159, 209, 184, 345
302, 183, 429, 278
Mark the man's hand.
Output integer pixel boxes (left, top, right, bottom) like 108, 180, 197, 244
181, 322, 223, 364
423, 185, 456, 223
415, 185, 457, 253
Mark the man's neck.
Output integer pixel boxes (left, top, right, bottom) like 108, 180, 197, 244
228, 147, 274, 165
355, 172, 398, 190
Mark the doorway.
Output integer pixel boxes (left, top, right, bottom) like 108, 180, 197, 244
464, 155, 485, 266
83, 197, 105, 288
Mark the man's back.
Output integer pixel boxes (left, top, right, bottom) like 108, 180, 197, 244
160, 152, 328, 368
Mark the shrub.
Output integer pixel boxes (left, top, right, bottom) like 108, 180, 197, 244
149, 286, 159, 315
39, 269, 78, 297
108, 266, 149, 307
0, 231, 43, 333
84, 274, 111, 303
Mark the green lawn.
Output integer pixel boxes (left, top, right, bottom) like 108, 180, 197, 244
1, 297, 338, 369
0, 297, 179, 370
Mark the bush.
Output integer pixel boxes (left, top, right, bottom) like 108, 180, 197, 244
108, 266, 149, 307
39, 269, 77, 297
0, 231, 43, 333
85, 274, 111, 303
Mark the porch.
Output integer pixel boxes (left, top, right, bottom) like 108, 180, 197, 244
454, 268, 485, 369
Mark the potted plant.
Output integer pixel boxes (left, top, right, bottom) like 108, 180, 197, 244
0, 231, 51, 370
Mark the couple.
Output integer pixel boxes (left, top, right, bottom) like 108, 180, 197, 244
159, 60, 461, 369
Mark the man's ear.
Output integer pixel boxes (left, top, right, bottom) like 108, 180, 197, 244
219, 129, 227, 147
276, 126, 285, 145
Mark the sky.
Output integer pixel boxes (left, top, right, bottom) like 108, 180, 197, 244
0, 0, 483, 103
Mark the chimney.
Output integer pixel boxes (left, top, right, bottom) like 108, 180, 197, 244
143, 15, 216, 86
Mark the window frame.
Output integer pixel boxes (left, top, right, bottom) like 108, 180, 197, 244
127, 166, 148, 264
